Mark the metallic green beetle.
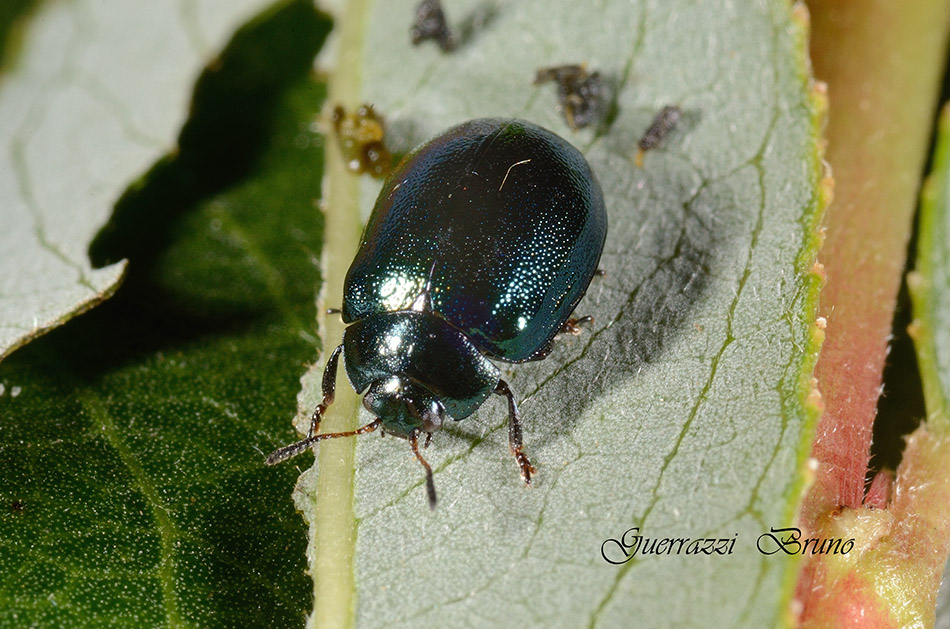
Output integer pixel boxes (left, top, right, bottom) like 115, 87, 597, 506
267, 118, 607, 507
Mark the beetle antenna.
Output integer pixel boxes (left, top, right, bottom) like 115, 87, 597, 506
266, 438, 316, 465
410, 430, 437, 508
266, 419, 382, 465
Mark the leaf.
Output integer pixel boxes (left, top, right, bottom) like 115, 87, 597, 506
0, 0, 281, 362
912, 107, 950, 433
890, 103, 950, 625
298, 1, 825, 626
0, 2, 331, 624
0, 0, 37, 69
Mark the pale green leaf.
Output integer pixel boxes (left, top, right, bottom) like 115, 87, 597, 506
911, 103, 950, 627
0, 0, 277, 361
911, 104, 950, 427
298, 1, 825, 627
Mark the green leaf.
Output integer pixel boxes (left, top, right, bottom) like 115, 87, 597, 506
0, 1, 331, 625
0, 0, 37, 70
0, 0, 282, 362
911, 105, 950, 432
299, 1, 825, 626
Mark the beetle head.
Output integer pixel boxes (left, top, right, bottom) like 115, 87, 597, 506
362, 374, 446, 437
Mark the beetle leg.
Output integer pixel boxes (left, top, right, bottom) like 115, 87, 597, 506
264, 344, 344, 465
424, 432, 432, 449
495, 379, 536, 486
557, 315, 595, 338
409, 430, 437, 508
309, 344, 344, 437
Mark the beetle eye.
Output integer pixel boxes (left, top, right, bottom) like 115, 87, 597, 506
419, 399, 445, 432
362, 390, 376, 413
404, 397, 444, 433
362, 377, 404, 420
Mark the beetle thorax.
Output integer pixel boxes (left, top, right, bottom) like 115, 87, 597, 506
341, 311, 502, 428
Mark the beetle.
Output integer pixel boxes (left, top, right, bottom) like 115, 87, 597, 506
266, 118, 607, 507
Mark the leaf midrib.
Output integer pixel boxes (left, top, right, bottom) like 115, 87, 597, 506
307, 1, 371, 628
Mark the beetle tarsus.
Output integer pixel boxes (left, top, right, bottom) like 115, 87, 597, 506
555, 315, 594, 339
495, 379, 535, 486
410, 430, 437, 508
306, 404, 326, 439
513, 446, 535, 486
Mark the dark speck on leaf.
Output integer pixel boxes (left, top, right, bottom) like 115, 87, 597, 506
535, 64, 604, 129
635, 105, 683, 167
638, 105, 682, 151
411, 0, 456, 52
